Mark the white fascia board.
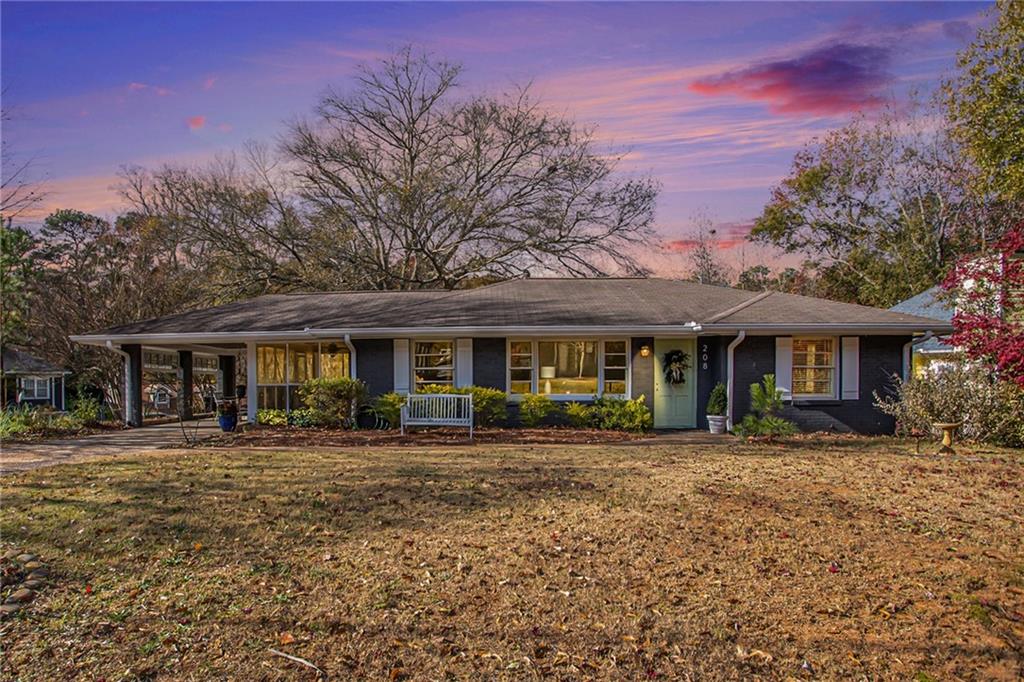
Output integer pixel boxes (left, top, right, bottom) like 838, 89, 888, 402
702, 323, 954, 335
70, 324, 704, 346
69, 321, 950, 347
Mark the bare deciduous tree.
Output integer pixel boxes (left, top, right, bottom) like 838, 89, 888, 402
284, 48, 658, 289
1, 95, 47, 219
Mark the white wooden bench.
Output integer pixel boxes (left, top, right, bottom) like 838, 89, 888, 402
400, 393, 473, 439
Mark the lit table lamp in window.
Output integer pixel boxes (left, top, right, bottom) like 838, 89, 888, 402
540, 366, 556, 395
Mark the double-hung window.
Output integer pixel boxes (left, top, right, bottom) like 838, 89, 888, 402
603, 341, 628, 395
792, 337, 836, 398
19, 376, 50, 400
509, 341, 534, 394
414, 341, 454, 390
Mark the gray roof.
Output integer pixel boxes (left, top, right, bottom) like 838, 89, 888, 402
890, 286, 954, 353
1, 347, 66, 375
78, 278, 953, 339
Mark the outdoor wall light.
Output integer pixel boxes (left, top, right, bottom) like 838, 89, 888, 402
639, 345, 652, 358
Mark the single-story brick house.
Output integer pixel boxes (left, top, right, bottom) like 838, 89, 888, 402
70, 278, 952, 433
1, 347, 69, 410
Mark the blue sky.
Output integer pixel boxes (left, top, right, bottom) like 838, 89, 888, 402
1, 1, 990, 269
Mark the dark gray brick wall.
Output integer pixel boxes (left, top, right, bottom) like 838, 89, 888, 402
354, 339, 393, 397
472, 337, 506, 391
731, 334, 908, 435
695, 336, 729, 430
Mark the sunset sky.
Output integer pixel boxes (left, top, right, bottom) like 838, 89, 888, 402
1, 1, 991, 273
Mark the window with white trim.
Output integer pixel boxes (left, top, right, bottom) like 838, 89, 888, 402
603, 340, 628, 395
19, 376, 50, 400
414, 341, 454, 390
508, 339, 628, 399
792, 337, 836, 398
509, 341, 533, 394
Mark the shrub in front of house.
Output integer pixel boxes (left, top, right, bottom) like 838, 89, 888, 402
564, 396, 653, 432
372, 392, 406, 428
564, 401, 593, 428
591, 395, 653, 432
874, 361, 1024, 447
0, 403, 98, 438
256, 409, 288, 426
298, 377, 369, 428
732, 374, 797, 439
518, 393, 556, 427
70, 395, 102, 427
417, 384, 508, 426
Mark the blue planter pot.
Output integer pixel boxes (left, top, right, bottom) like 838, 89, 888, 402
218, 414, 238, 432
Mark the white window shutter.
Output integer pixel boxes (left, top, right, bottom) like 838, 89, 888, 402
393, 339, 410, 394
841, 336, 860, 400
455, 338, 473, 388
775, 337, 793, 401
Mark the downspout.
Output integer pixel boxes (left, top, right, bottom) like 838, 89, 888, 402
106, 340, 132, 426
902, 331, 935, 381
343, 334, 357, 379
726, 331, 746, 431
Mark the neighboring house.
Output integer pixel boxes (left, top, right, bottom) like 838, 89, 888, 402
70, 278, 952, 434
0, 347, 69, 410
889, 286, 956, 375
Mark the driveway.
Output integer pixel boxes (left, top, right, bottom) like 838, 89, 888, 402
0, 419, 224, 474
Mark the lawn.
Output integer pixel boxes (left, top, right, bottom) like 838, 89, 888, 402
1, 439, 1022, 680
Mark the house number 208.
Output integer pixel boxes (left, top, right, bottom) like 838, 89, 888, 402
701, 344, 709, 371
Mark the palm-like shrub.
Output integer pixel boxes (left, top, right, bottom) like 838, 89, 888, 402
733, 374, 797, 439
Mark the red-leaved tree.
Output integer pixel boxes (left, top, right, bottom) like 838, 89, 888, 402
942, 224, 1024, 386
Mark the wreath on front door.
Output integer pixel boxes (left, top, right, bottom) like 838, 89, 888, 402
662, 349, 691, 385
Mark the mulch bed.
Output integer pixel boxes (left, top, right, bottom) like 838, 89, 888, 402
207, 425, 654, 447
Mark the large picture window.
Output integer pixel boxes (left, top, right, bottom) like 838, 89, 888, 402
414, 341, 454, 390
792, 337, 836, 397
538, 341, 598, 395
256, 341, 351, 410
508, 339, 627, 399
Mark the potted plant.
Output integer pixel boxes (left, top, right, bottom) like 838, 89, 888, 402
217, 399, 239, 432
706, 382, 728, 434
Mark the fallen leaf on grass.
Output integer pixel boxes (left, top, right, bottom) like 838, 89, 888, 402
278, 632, 295, 645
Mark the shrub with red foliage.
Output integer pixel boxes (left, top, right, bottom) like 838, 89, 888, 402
942, 224, 1024, 386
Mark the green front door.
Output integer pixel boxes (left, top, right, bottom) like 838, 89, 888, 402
653, 338, 696, 429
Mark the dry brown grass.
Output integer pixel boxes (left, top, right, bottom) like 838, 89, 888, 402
1, 438, 1022, 680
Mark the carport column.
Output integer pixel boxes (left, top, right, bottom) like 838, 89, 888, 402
219, 355, 236, 398
246, 342, 257, 423
178, 350, 194, 420
124, 343, 144, 428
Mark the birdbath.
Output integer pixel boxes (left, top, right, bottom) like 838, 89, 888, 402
932, 422, 962, 455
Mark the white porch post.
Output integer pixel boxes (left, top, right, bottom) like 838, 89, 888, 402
246, 342, 257, 423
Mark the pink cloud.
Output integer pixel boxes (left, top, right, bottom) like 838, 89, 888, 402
127, 82, 172, 96
202, 76, 218, 90
187, 115, 206, 131
689, 43, 892, 115
217, 123, 233, 133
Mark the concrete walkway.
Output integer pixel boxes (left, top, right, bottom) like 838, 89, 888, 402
0, 419, 223, 474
